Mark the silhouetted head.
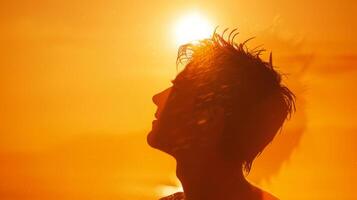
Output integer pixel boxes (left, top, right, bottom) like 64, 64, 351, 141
147, 31, 295, 173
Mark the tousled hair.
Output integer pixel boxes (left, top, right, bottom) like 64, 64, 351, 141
174, 29, 296, 173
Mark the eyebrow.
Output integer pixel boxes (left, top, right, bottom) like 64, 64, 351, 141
171, 79, 179, 85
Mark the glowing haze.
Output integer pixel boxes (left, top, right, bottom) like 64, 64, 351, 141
0, 0, 357, 200
174, 12, 214, 46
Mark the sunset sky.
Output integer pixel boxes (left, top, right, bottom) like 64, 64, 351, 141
1, 0, 356, 199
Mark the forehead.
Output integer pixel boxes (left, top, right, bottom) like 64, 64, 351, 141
173, 62, 201, 83
173, 68, 187, 81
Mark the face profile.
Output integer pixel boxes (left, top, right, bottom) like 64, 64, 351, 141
147, 30, 295, 200
148, 72, 226, 157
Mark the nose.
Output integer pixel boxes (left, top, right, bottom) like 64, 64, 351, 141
152, 93, 160, 106
152, 87, 172, 106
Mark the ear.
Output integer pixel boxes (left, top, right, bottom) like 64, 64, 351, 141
208, 105, 226, 141
194, 105, 226, 149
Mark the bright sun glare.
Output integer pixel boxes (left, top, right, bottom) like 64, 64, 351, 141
174, 13, 213, 46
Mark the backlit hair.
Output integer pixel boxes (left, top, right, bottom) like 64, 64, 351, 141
174, 29, 296, 173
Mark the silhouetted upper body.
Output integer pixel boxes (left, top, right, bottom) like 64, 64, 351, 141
160, 189, 278, 200
147, 31, 295, 200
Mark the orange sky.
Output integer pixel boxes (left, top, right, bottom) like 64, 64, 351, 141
0, 0, 356, 199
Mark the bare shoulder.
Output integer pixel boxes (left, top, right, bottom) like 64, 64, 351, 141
261, 190, 279, 200
159, 192, 185, 200
251, 184, 279, 200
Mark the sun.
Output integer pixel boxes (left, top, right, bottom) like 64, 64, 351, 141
174, 12, 214, 46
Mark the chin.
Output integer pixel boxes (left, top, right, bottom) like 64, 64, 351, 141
147, 118, 159, 145
146, 129, 157, 148
147, 119, 165, 147
147, 128, 164, 149
147, 128, 172, 155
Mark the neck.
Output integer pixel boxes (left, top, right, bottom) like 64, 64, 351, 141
175, 153, 255, 200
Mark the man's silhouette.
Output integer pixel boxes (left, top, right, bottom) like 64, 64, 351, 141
147, 31, 295, 200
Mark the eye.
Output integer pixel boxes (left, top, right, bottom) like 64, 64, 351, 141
169, 81, 180, 98
171, 85, 178, 92
171, 80, 179, 90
